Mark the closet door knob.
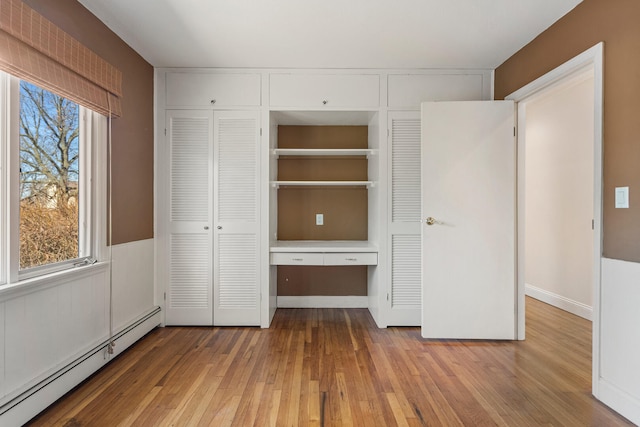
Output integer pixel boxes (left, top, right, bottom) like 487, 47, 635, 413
210, 99, 216, 105
217, 226, 222, 230
322, 100, 328, 105
204, 226, 209, 230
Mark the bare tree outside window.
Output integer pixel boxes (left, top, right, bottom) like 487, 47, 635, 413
19, 81, 80, 269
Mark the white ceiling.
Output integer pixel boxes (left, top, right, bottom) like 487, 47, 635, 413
78, 0, 582, 70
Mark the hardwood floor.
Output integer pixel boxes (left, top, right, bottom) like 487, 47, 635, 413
28, 298, 632, 426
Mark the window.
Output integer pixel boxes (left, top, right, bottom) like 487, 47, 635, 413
19, 81, 81, 270
0, 71, 106, 284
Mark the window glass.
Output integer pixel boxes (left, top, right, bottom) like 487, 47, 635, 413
19, 81, 80, 269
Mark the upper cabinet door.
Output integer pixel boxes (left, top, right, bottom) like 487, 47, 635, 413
270, 74, 380, 108
388, 74, 488, 108
166, 72, 262, 107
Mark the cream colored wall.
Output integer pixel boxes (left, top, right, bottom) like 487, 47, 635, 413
524, 75, 594, 312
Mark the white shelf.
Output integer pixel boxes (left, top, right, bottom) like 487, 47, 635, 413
272, 148, 376, 158
271, 180, 374, 188
270, 240, 378, 253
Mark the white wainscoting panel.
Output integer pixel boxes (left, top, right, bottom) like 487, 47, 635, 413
1, 266, 109, 406
0, 238, 159, 425
111, 239, 156, 331
0, 302, 5, 399
598, 258, 640, 425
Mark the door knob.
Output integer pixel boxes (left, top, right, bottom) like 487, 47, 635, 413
425, 217, 437, 226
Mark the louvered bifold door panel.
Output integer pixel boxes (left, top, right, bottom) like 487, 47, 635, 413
166, 110, 213, 326
391, 117, 421, 223
392, 235, 421, 309
213, 111, 260, 326
387, 112, 421, 326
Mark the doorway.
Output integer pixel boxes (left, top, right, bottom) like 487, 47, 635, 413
507, 42, 604, 395
521, 69, 595, 320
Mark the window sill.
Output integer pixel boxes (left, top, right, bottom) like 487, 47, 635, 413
0, 261, 109, 303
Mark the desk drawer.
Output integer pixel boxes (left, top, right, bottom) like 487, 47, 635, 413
270, 252, 324, 265
323, 253, 378, 266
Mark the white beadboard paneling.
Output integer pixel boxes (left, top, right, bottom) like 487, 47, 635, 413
391, 235, 421, 308
599, 258, 640, 425
169, 234, 210, 309
0, 302, 5, 399
2, 266, 109, 405
217, 234, 258, 309
111, 239, 155, 331
169, 115, 210, 223
216, 115, 258, 222
391, 118, 421, 222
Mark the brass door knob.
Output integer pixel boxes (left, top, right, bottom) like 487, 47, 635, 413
425, 217, 437, 226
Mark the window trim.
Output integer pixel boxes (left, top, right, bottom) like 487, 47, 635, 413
0, 72, 108, 286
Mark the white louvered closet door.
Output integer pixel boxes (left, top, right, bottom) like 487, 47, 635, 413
213, 111, 261, 326
387, 112, 422, 326
166, 110, 213, 325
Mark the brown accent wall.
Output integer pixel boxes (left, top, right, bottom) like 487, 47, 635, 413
25, 0, 154, 245
495, 0, 640, 262
276, 125, 369, 296
277, 266, 367, 296
277, 125, 369, 241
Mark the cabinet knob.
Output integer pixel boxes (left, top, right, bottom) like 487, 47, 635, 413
217, 226, 222, 230
210, 99, 216, 105
204, 226, 209, 230
322, 100, 328, 105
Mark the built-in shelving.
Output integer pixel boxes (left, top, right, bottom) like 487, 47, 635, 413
272, 148, 376, 158
270, 240, 377, 252
271, 180, 374, 188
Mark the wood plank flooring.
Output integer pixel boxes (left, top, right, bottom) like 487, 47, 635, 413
27, 298, 633, 426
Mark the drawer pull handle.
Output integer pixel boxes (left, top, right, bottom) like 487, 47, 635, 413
292, 258, 304, 261
345, 258, 358, 261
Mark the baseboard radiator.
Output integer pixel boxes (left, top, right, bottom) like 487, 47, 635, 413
0, 307, 161, 426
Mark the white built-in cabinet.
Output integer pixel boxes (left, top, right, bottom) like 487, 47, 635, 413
166, 72, 261, 107
157, 68, 491, 328
164, 109, 261, 326
270, 74, 380, 108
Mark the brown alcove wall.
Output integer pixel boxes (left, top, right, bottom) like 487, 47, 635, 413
276, 125, 369, 297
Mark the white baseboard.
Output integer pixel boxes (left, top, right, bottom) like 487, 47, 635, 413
277, 296, 368, 308
0, 308, 161, 426
525, 284, 592, 320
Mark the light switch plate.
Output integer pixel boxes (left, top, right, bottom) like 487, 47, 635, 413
615, 186, 629, 208
316, 213, 324, 225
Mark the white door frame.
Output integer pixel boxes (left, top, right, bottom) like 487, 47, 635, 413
506, 42, 604, 397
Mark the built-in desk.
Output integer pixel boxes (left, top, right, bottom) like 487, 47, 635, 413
270, 241, 378, 266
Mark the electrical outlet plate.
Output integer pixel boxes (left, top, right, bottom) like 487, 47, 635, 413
316, 213, 324, 225
615, 186, 629, 208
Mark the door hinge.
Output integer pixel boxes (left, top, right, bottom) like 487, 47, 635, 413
514, 127, 516, 137
260, 128, 263, 136
592, 219, 595, 230
164, 292, 166, 301
387, 293, 390, 301
164, 128, 167, 136
387, 129, 390, 138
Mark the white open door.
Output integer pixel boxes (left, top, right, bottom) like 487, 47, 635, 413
421, 101, 516, 339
